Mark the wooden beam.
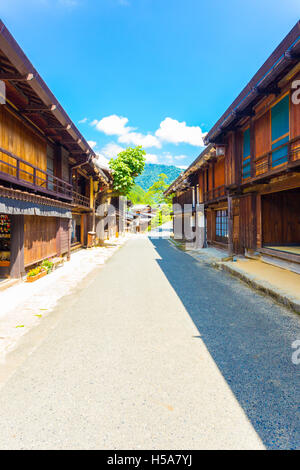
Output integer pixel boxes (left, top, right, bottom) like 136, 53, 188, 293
0, 73, 34, 81
45, 124, 71, 131
60, 140, 78, 144
254, 85, 281, 96
284, 51, 300, 61
71, 160, 88, 170
23, 104, 57, 112
70, 149, 90, 154
70, 150, 88, 155
44, 134, 63, 140
232, 108, 255, 119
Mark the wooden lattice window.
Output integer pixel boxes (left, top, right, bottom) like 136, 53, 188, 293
271, 94, 290, 167
242, 128, 251, 179
216, 210, 228, 242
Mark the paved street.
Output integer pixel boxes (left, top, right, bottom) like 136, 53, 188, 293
0, 236, 299, 449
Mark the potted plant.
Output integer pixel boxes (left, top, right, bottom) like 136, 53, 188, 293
41, 258, 54, 274
26, 266, 47, 283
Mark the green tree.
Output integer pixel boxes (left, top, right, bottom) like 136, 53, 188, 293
128, 184, 154, 206
147, 173, 173, 204
149, 204, 172, 230
109, 146, 146, 195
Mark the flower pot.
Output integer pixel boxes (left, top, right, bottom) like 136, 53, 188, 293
0, 261, 10, 267
26, 270, 47, 283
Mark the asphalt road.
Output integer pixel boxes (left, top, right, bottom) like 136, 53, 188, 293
0, 236, 299, 450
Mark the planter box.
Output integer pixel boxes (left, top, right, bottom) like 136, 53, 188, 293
26, 270, 47, 283
0, 261, 10, 267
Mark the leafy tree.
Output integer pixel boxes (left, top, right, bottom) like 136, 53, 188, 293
149, 204, 172, 230
128, 184, 154, 206
109, 146, 146, 195
147, 173, 173, 205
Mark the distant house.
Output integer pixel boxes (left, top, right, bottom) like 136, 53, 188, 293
130, 205, 156, 232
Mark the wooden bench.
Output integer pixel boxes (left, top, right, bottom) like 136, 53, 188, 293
51, 257, 65, 270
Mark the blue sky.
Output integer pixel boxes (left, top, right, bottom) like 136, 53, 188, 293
1, 0, 300, 168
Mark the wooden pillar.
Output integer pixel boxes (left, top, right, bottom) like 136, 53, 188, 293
10, 215, 24, 279
56, 219, 62, 257
211, 210, 216, 242
256, 193, 262, 249
251, 193, 257, 250
228, 195, 234, 256
250, 118, 256, 178
54, 145, 62, 180
81, 214, 84, 245
67, 218, 71, 261
235, 131, 242, 186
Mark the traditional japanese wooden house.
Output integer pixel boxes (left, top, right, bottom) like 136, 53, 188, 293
167, 22, 300, 273
166, 144, 227, 247
0, 21, 110, 279
205, 21, 300, 272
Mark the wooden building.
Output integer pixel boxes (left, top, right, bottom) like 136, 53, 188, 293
166, 22, 300, 272
0, 21, 111, 279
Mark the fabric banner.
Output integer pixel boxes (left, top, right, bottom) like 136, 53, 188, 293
0, 197, 72, 219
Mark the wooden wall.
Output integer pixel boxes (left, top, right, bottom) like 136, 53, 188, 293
206, 210, 213, 243
24, 216, 57, 267
56, 218, 70, 256
225, 133, 235, 186
232, 199, 240, 253
261, 188, 300, 245
214, 157, 225, 187
238, 194, 257, 252
208, 166, 213, 190
290, 88, 300, 162
290, 72, 300, 140
198, 172, 204, 203
255, 111, 271, 158
0, 106, 47, 183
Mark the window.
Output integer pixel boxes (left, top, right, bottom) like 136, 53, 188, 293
216, 210, 228, 241
242, 128, 251, 179
271, 94, 289, 167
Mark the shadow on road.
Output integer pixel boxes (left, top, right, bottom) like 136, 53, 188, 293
149, 237, 300, 450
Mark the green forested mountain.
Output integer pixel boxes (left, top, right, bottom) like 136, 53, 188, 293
135, 164, 183, 191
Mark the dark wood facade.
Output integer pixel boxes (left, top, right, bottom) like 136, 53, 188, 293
167, 22, 300, 270
0, 21, 111, 279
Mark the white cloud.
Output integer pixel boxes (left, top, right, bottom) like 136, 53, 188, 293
155, 117, 207, 146
87, 140, 97, 149
90, 114, 206, 152
99, 143, 157, 165
143, 151, 189, 166
92, 114, 161, 149
145, 153, 158, 164
176, 165, 188, 170
92, 115, 132, 136
118, 131, 161, 149
79, 117, 88, 124
100, 142, 125, 159
174, 154, 188, 160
